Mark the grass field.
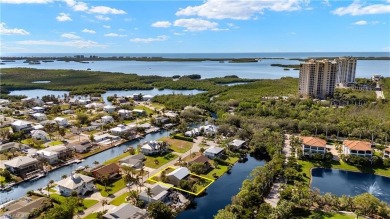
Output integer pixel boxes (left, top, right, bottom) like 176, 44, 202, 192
110, 192, 129, 206
144, 153, 178, 169
103, 152, 130, 165
50, 194, 98, 211
84, 213, 98, 219
160, 137, 193, 153
96, 178, 126, 197
134, 105, 154, 115
201, 165, 229, 179
48, 141, 63, 146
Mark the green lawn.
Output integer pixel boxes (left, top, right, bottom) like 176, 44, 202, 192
326, 213, 356, 219
0, 176, 5, 183
224, 157, 239, 165
96, 178, 126, 197
110, 192, 129, 206
83, 199, 99, 208
160, 137, 193, 153
48, 141, 63, 146
201, 165, 229, 179
84, 213, 99, 219
134, 105, 154, 115
103, 152, 130, 165
144, 153, 178, 169
50, 194, 98, 209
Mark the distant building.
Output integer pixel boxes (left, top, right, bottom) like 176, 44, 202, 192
140, 141, 165, 155
36, 145, 72, 164
54, 117, 68, 127
299, 59, 338, 99
101, 115, 114, 124
4, 156, 42, 177
110, 124, 136, 136
104, 105, 116, 113
11, 120, 33, 132
57, 174, 95, 196
0, 142, 28, 153
229, 139, 246, 150
336, 57, 357, 86
301, 137, 327, 157
343, 140, 372, 158
30, 130, 50, 142
31, 113, 47, 121
204, 146, 224, 159
384, 147, 390, 159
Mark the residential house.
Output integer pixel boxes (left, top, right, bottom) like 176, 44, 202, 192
62, 109, 74, 114
301, 137, 327, 157
204, 146, 224, 159
110, 124, 136, 137
31, 113, 47, 121
143, 95, 153, 101
118, 154, 145, 169
36, 145, 72, 164
343, 140, 373, 158
54, 117, 68, 127
384, 147, 390, 159
71, 141, 93, 154
0, 142, 28, 153
33, 124, 44, 130
139, 184, 169, 204
85, 102, 104, 109
32, 106, 45, 113
101, 115, 114, 124
103, 203, 147, 219
155, 116, 170, 125
132, 109, 145, 116
229, 139, 246, 150
188, 155, 211, 172
104, 105, 116, 113
164, 111, 178, 118
201, 125, 218, 136
141, 141, 165, 155
30, 130, 49, 142
166, 167, 190, 186
92, 163, 120, 180
93, 133, 120, 144
4, 156, 43, 177
0, 99, 10, 106
11, 120, 33, 132
118, 109, 132, 119
77, 99, 91, 105
21, 98, 44, 106
138, 123, 151, 130
57, 174, 95, 196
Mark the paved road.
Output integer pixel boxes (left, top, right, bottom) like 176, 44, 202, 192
264, 134, 291, 207
77, 137, 203, 218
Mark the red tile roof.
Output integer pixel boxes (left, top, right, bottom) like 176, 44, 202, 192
301, 137, 327, 148
343, 140, 372, 151
92, 163, 120, 178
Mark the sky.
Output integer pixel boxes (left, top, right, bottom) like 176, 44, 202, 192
0, 0, 389, 53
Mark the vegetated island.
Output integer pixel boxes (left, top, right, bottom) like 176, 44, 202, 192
290, 56, 390, 61
270, 63, 300, 70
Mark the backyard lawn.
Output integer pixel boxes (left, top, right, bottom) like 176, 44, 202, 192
103, 152, 131, 165
134, 105, 154, 115
96, 178, 126, 197
201, 165, 229, 179
110, 192, 129, 206
50, 194, 98, 210
144, 153, 178, 169
84, 213, 98, 219
160, 137, 193, 153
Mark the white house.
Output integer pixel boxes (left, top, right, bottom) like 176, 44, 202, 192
118, 109, 132, 119
31, 113, 47, 121
384, 148, 390, 159
36, 145, 72, 164
101, 115, 114, 124
201, 125, 218, 136
54, 117, 68, 127
30, 130, 49, 142
104, 105, 116, 113
132, 109, 145, 116
110, 124, 136, 136
4, 156, 42, 177
32, 106, 45, 113
93, 133, 120, 145
57, 174, 95, 196
166, 167, 190, 186
139, 184, 169, 203
204, 146, 224, 159
229, 139, 246, 150
85, 102, 104, 109
141, 141, 164, 155
143, 95, 153, 101
103, 203, 147, 219
343, 140, 372, 158
77, 99, 91, 105
12, 120, 32, 132
301, 137, 327, 157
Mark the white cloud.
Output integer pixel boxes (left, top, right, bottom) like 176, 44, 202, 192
321, 0, 331, 6
353, 20, 367, 25
0, 0, 52, 3
288, 31, 297, 35
151, 21, 172, 28
89, 6, 126, 14
95, 15, 110, 21
16, 39, 106, 48
103, 25, 111, 29
56, 13, 72, 22
104, 33, 127, 37
176, 0, 308, 20
82, 29, 96, 34
130, 35, 168, 43
227, 23, 239, 28
0, 22, 30, 35
64, 0, 126, 14
173, 32, 184, 36
174, 18, 221, 32
61, 33, 81, 39
333, 1, 390, 16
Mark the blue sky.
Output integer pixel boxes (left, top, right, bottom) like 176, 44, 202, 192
0, 0, 389, 53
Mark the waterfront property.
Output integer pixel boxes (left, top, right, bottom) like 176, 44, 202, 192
343, 140, 372, 158
57, 173, 95, 196
118, 154, 145, 169
139, 184, 169, 204
301, 136, 327, 157
229, 139, 246, 150
384, 147, 390, 159
53, 117, 68, 127
36, 145, 73, 164
11, 120, 32, 132
103, 203, 148, 219
0, 142, 28, 153
92, 163, 121, 180
4, 156, 43, 178
166, 167, 190, 186
30, 130, 50, 142
141, 141, 166, 155
204, 146, 224, 159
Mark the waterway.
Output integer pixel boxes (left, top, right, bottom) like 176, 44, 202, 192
176, 156, 265, 219
0, 130, 170, 204
311, 168, 390, 204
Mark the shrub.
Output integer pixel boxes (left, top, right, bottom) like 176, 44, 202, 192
172, 134, 193, 142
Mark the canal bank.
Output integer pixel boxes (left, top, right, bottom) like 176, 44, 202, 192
176, 156, 265, 219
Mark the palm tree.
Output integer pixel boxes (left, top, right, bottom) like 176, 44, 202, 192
145, 187, 153, 203
128, 190, 139, 205
122, 165, 136, 193
101, 199, 108, 211
62, 174, 67, 179
93, 161, 99, 166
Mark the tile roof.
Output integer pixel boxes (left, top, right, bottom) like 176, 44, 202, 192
92, 163, 120, 177
343, 140, 372, 151
189, 155, 210, 164
301, 137, 327, 148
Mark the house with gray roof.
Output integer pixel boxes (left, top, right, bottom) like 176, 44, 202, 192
139, 184, 170, 204
166, 167, 190, 186
4, 156, 42, 177
230, 139, 246, 150
0, 142, 28, 153
118, 154, 145, 169
103, 203, 147, 219
57, 174, 95, 196
204, 146, 224, 159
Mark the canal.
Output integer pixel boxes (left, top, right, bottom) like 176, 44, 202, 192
311, 168, 390, 204
176, 156, 265, 219
0, 130, 170, 204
